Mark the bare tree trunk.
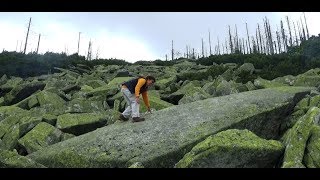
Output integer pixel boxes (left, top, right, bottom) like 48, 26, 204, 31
225, 38, 228, 54
217, 37, 220, 55
23, 17, 31, 54
303, 12, 310, 39
258, 24, 264, 54
280, 20, 288, 52
286, 16, 293, 47
245, 39, 249, 54
297, 21, 303, 43
192, 48, 195, 59
293, 21, 299, 46
266, 17, 274, 54
263, 18, 269, 54
242, 38, 246, 54
235, 24, 239, 53
209, 29, 212, 56
228, 25, 234, 54
171, 40, 174, 61
77, 32, 81, 54
201, 38, 204, 57
165, 54, 167, 61
256, 28, 260, 53
300, 17, 307, 41
246, 22, 251, 54
36, 34, 41, 54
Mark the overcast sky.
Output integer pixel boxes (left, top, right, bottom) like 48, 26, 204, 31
0, 12, 319, 63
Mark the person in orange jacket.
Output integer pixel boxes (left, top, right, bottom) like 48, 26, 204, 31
119, 75, 156, 122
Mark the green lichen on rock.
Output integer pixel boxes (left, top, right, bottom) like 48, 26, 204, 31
18, 122, 63, 154
56, 112, 112, 135
42, 114, 57, 126
19, 116, 42, 137
0, 106, 29, 138
254, 77, 288, 89
36, 91, 66, 115
140, 95, 173, 112
0, 124, 20, 150
85, 80, 107, 89
215, 80, 239, 96
61, 133, 76, 141
303, 125, 320, 168
0, 149, 46, 168
293, 75, 320, 87
282, 107, 320, 168
129, 162, 144, 168
65, 98, 105, 113
107, 77, 133, 88
0, 77, 23, 93
3, 81, 46, 106
27, 87, 311, 168
175, 129, 284, 168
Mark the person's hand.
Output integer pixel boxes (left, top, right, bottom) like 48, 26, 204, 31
136, 97, 140, 104
147, 107, 152, 113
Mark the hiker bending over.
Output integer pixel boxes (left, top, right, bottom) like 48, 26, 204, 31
119, 75, 156, 122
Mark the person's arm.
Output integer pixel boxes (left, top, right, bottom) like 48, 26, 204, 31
135, 78, 146, 98
142, 91, 150, 108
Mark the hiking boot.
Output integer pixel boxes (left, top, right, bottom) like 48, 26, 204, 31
132, 117, 145, 123
119, 114, 129, 121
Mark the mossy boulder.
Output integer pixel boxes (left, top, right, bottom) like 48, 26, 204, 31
19, 116, 42, 138
178, 89, 211, 105
0, 106, 29, 138
0, 124, 20, 151
282, 107, 320, 168
303, 125, 320, 168
107, 77, 133, 88
42, 114, 57, 126
215, 80, 238, 96
86, 85, 118, 98
201, 82, 216, 96
0, 97, 4, 106
175, 129, 284, 168
3, 81, 46, 106
28, 87, 312, 168
85, 80, 107, 89
0, 77, 23, 93
272, 75, 296, 86
254, 77, 288, 89
128, 162, 144, 168
140, 95, 173, 112
293, 75, 320, 87
0, 149, 46, 168
36, 91, 66, 115
155, 76, 177, 90
18, 122, 63, 154
237, 63, 255, 75
56, 112, 113, 135
65, 98, 105, 113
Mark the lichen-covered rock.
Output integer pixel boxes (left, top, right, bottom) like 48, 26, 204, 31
201, 82, 216, 96
0, 74, 8, 86
61, 133, 76, 141
0, 97, 4, 106
155, 76, 177, 90
28, 87, 312, 168
175, 129, 284, 168
36, 91, 66, 115
294, 96, 310, 113
0, 77, 23, 93
254, 77, 287, 89
215, 80, 238, 96
18, 122, 63, 154
293, 75, 320, 87
140, 95, 173, 112
0, 106, 29, 138
237, 63, 255, 75
113, 99, 120, 112
56, 112, 112, 135
85, 80, 107, 89
129, 162, 144, 168
18, 116, 42, 137
273, 75, 296, 86
178, 89, 211, 105
0, 149, 46, 168
303, 125, 320, 168
65, 99, 105, 113
3, 81, 46, 105
42, 114, 57, 126
0, 124, 20, 150
282, 107, 320, 168
28, 94, 39, 109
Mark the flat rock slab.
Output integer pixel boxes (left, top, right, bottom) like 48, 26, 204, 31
28, 87, 313, 168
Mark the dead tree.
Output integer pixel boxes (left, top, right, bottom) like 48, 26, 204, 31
280, 20, 288, 52
286, 16, 293, 47
209, 29, 212, 55
246, 22, 251, 54
36, 34, 41, 54
293, 21, 299, 46
303, 12, 310, 39
23, 17, 32, 54
171, 40, 174, 61
228, 25, 234, 54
